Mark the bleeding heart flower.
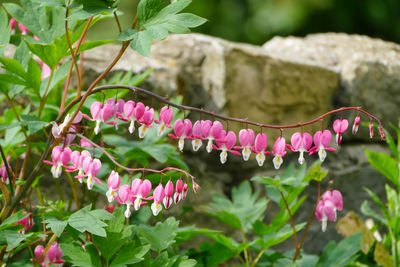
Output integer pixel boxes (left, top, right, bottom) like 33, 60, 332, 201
252, 133, 269, 166
174, 179, 183, 204
369, 122, 374, 138
18, 23, 29, 35
315, 189, 343, 232
333, 119, 349, 145
151, 183, 165, 216
213, 131, 241, 164
309, 130, 336, 162
134, 179, 152, 210
155, 106, 173, 136
163, 180, 174, 209
238, 129, 255, 161
287, 132, 313, 165
118, 185, 133, 218
43, 146, 72, 178
138, 107, 154, 138
352, 116, 361, 134
169, 119, 192, 151
106, 171, 120, 203
191, 120, 203, 151
272, 137, 286, 169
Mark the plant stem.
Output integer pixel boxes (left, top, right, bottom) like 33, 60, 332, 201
113, 11, 122, 32
5, 93, 28, 138
241, 230, 250, 267
0, 145, 13, 196
251, 247, 267, 267
38, 70, 54, 118
66, 172, 80, 209
38, 233, 57, 264
293, 180, 321, 262
279, 190, 298, 255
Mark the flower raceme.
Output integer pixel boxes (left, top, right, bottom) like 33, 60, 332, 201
315, 189, 343, 232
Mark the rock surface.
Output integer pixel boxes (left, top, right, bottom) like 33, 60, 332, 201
82, 33, 397, 254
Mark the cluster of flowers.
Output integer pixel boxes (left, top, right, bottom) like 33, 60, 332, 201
44, 146, 102, 190
106, 171, 190, 217
82, 99, 369, 170
83, 98, 173, 137
33, 242, 64, 267
315, 189, 343, 232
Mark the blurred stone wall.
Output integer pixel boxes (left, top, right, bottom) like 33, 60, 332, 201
84, 33, 399, 253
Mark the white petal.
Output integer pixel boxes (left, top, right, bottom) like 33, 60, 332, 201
256, 152, 265, 166
178, 137, 185, 152
318, 148, 327, 162
106, 189, 114, 203
124, 204, 131, 218
151, 202, 162, 216
138, 125, 147, 138
242, 146, 251, 161
220, 150, 228, 164
174, 192, 181, 204
87, 176, 94, 190
94, 120, 101, 135
298, 151, 305, 165
206, 139, 213, 153
273, 155, 283, 169
322, 218, 327, 232
191, 139, 202, 152
129, 120, 135, 134
157, 124, 166, 136
163, 196, 172, 209
134, 197, 142, 210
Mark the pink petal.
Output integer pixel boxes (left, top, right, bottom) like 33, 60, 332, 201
201, 120, 213, 137
124, 100, 135, 118
90, 102, 103, 120
153, 183, 165, 203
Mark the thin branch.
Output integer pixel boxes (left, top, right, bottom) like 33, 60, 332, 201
113, 12, 122, 32
279, 189, 298, 251
0, 145, 13, 196
60, 84, 386, 135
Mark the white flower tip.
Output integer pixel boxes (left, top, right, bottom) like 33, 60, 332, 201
318, 148, 327, 162
192, 139, 202, 152
129, 121, 135, 134
273, 155, 283, 170
134, 197, 142, 211
139, 125, 147, 138
298, 152, 305, 165
151, 202, 162, 216
124, 206, 131, 218
220, 150, 228, 164
178, 138, 185, 152
157, 125, 165, 136
242, 147, 251, 161
322, 219, 327, 232
256, 153, 265, 167
206, 139, 213, 153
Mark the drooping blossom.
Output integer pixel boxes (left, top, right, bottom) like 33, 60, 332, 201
77, 158, 102, 190
80, 139, 92, 148
67, 150, 91, 183
138, 107, 154, 138
182, 183, 188, 200
151, 183, 165, 216
287, 132, 312, 165
192, 179, 200, 193
155, 106, 173, 136
105, 204, 115, 214
213, 131, 240, 164
238, 129, 255, 161
352, 116, 361, 135
272, 137, 286, 169
309, 130, 335, 162
174, 179, 183, 204
18, 23, 29, 35
252, 133, 269, 166
118, 184, 133, 218
121, 101, 145, 134
191, 120, 203, 151
133, 179, 152, 210
10, 18, 16, 34
0, 156, 11, 184
15, 211, 34, 234
34, 242, 64, 267
43, 146, 72, 178
369, 122, 374, 138
105, 98, 125, 130
315, 190, 343, 232
333, 119, 349, 145
51, 112, 82, 139
82, 101, 115, 135
201, 120, 224, 153
163, 180, 174, 209
106, 171, 120, 203
168, 119, 192, 152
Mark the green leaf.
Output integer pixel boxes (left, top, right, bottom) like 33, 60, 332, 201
365, 149, 399, 187
118, 29, 138, 41
316, 232, 362, 267
20, 115, 47, 134
0, 210, 30, 231
174, 13, 207, 27
61, 242, 102, 267
136, 217, 179, 252
0, 8, 11, 56
43, 218, 68, 237
110, 243, 150, 267
307, 161, 328, 182
0, 74, 27, 86
130, 30, 153, 57
67, 208, 109, 237
0, 57, 27, 78
147, 25, 169, 40
203, 181, 268, 231
26, 58, 42, 92
137, 0, 164, 26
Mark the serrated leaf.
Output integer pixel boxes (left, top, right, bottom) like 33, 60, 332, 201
118, 29, 138, 41
68, 208, 108, 237
43, 218, 68, 237
0, 210, 30, 231
110, 243, 150, 267
0, 9, 11, 56
147, 25, 169, 40
137, 0, 164, 25
136, 217, 179, 252
130, 30, 153, 57
0, 57, 27, 78
26, 58, 42, 92
20, 115, 47, 134
61, 242, 102, 267
170, 13, 207, 27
